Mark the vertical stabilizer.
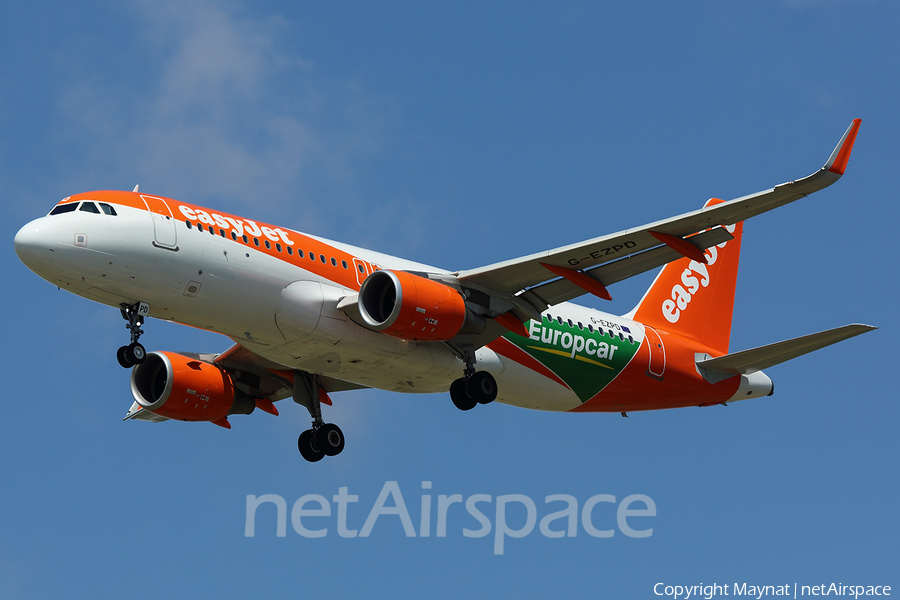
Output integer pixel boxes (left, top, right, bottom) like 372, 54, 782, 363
630, 198, 743, 355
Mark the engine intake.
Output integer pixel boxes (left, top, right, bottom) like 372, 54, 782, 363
357, 270, 471, 342
131, 351, 255, 422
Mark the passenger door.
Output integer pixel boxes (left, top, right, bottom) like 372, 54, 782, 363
141, 195, 178, 250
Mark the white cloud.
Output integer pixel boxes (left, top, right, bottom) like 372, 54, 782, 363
56, 0, 392, 231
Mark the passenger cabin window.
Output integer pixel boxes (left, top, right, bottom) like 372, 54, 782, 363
80, 202, 100, 214
99, 203, 117, 215
287, 247, 293, 255
49, 203, 78, 215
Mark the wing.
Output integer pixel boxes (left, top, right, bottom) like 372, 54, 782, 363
123, 343, 368, 422
213, 343, 369, 397
457, 119, 861, 319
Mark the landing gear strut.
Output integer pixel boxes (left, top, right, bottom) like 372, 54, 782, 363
449, 350, 497, 411
293, 370, 345, 462
117, 301, 150, 368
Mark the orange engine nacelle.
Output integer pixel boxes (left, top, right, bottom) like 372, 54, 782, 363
130, 351, 255, 422
357, 270, 468, 342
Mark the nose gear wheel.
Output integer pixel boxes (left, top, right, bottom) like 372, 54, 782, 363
116, 301, 150, 368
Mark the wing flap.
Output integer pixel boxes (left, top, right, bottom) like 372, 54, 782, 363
696, 323, 876, 376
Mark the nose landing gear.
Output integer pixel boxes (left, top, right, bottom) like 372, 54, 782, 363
117, 301, 150, 368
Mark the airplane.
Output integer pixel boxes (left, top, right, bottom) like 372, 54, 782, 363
14, 119, 875, 462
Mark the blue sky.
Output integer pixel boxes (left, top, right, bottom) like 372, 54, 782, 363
2, 1, 897, 597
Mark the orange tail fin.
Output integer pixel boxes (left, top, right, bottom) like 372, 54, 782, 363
630, 198, 743, 355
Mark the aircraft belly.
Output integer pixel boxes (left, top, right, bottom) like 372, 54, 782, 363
188, 268, 285, 344
493, 358, 581, 411
570, 331, 741, 412
256, 335, 464, 394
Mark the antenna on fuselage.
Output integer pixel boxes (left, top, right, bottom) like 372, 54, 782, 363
132, 184, 139, 193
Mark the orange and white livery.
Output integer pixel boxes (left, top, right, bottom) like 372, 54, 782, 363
15, 119, 874, 461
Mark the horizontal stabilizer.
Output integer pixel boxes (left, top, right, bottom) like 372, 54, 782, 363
697, 323, 876, 376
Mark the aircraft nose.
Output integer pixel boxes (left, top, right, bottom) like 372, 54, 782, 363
15, 217, 58, 271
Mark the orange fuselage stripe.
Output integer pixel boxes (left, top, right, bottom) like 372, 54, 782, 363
61, 191, 372, 292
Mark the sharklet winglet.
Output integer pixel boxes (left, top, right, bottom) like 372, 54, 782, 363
824, 118, 861, 175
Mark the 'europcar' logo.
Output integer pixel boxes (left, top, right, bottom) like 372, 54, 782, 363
661, 224, 736, 324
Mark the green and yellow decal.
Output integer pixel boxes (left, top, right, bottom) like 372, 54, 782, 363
499, 316, 642, 403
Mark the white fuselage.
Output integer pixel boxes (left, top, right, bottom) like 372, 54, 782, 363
16, 195, 645, 411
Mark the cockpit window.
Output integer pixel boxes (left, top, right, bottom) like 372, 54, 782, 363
80, 202, 100, 214
49, 203, 78, 215
99, 203, 117, 216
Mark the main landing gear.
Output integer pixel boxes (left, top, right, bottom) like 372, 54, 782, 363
117, 301, 150, 368
297, 423, 345, 463
293, 370, 345, 463
449, 352, 498, 411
